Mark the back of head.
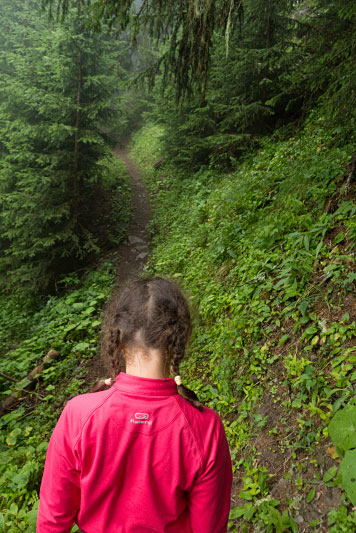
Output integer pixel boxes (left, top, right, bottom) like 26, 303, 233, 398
97, 276, 202, 410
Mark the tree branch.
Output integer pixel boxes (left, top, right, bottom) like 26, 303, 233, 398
0, 371, 19, 383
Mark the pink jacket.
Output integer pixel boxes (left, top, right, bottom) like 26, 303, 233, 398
37, 373, 232, 533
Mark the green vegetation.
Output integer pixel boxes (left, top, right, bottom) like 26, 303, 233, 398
0, 148, 129, 531
140, 0, 356, 171
0, 262, 116, 531
131, 114, 356, 530
328, 407, 356, 506
0, 151, 130, 532
0, 0, 131, 295
1, 0, 356, 531
0, 2, 132, 529
44, 0, 244, 99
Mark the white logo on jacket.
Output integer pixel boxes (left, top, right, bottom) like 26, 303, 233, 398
130, 413, 152, 425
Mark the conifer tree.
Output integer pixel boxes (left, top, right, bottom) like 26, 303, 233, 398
293, 0, 356, 132
0, 0, 126, 294
152, 0, 300, 168
43, 0, 243, 100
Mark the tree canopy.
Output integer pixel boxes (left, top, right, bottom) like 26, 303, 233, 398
0, 0, 131, 294
42, 0, 244, 99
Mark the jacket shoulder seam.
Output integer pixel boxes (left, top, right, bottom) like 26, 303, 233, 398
72, 388, 118, 464
173, 396, 204, 472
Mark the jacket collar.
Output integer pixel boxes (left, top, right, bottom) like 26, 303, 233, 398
114, 372, 178, 396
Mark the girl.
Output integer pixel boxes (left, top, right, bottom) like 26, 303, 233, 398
37, 276, 232, 532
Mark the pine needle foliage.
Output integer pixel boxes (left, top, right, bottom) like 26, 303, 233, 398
42, 0, 244, 101
143, 0, 356, 169
291, 0, 356, 136
150, 0, 301, 168
0, 1, 128, 295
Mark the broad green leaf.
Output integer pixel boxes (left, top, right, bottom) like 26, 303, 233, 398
73, 342, 90, 352
238, 490, 253, 501
323, 466, 338, 483
244, 506, 256, 520
340, 450, 356, 505
298, 300, 309, 316
328, 407, 356, 451
334, 232, 345, 244
229, 506, 246, 519
279, 334, 290, 346
306, 487, 315, 502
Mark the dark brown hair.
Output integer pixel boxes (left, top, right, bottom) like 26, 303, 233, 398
94, 276, 203, 410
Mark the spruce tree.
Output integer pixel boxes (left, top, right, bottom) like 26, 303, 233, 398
43, 0, 244, 101
293, 0, 356, 132
0, 0, 126, 294
152, 0, 300, 168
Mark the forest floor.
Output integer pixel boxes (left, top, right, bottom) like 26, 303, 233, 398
85, 142, 151, 383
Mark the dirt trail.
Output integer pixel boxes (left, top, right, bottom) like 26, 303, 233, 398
112, 144, 151, 281
86, 143, 151, 383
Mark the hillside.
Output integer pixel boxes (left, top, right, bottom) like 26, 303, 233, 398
0, 155, 131, 532
0, 116, 355, 533
131, 114, 356, 532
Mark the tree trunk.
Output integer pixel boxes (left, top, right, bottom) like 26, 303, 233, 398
0, 350, 60, 418
72, 47, 82, 222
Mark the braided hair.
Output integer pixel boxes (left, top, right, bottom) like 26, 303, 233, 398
93, 276, 203, 410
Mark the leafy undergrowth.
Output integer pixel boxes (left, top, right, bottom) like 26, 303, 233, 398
131, 114, 356, 532
0, 157, 130, 532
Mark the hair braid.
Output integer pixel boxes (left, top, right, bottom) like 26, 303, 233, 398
172, 338, 203, 411
91, 316, 123, 392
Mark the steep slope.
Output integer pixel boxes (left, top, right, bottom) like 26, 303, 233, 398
131, 115, 356, 532
0, 150, 136, 531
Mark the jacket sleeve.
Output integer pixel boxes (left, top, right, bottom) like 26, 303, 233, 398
37, 402, 81, 532
188, 416, 232, 533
